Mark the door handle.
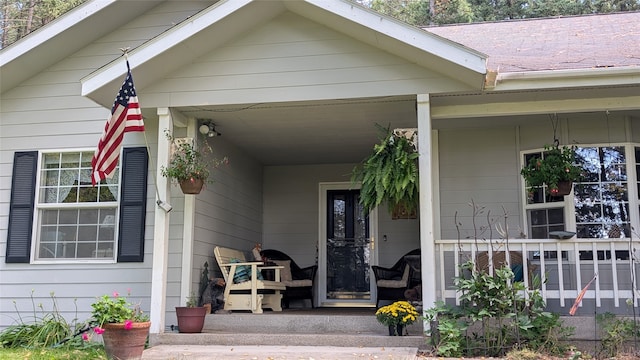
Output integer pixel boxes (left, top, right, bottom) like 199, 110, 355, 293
371, 236, 374, 250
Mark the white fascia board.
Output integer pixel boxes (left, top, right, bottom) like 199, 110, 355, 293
81, 0, 253, 97
494, 67, 640, 91
0, 0, 115, 66
298, 0, 487, 75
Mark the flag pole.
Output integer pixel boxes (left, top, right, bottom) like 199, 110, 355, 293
119, 47, 171, 212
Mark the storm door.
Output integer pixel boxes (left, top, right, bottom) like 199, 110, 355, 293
319, 185, 376, 306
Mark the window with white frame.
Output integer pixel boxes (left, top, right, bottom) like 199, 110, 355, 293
36, 150, 119, 260
523, 144, 634, 261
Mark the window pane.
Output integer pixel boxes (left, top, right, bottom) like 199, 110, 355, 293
60, 152, 80, 167
574, 184, 600, 203
530, 209, 547, 226
576, 147, 600, 182
548, 208, 564, 224
78, 185, 98, 202
577, 224, 604, 238
575, 205, 601, 223
527, 208, 564, 239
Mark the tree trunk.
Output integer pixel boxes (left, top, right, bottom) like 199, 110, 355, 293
25, 0, 36, 33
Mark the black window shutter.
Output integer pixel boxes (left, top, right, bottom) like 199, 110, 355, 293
117, 147, 149, 262
6, 151, 38, 263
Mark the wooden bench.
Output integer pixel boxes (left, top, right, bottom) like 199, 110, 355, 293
214, 246, 286, 314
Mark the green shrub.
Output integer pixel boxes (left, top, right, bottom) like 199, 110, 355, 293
0, 291, 97, 351
425, 202, 574, 358
597, 312, 640, 358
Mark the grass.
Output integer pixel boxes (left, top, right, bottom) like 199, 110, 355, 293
0, 347, 107, 359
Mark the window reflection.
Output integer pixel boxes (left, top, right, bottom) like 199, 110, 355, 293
574, 147, 628, 239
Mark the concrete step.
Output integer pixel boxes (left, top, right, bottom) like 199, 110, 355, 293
152, 332, 424, 347
203, 311, 423, 335
151, 308, 425, 348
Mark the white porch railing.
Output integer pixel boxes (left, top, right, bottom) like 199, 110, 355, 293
435, 238, 640, 312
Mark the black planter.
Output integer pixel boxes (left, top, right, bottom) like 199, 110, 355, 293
555, 180, 573, 196
387, 324, 405, 336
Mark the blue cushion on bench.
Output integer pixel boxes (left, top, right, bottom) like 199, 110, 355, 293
230, 258, 263, 283
511, 264, 524, 282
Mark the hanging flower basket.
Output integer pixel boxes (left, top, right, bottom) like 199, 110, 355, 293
520, 143, 582, 196
179, 178, 204, 195
160, 129, 228, 195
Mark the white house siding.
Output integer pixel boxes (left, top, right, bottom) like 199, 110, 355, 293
262, 164, 420, 271
438, 126, 522, 240
0, 1, 212, 330
141, 11, 473, 109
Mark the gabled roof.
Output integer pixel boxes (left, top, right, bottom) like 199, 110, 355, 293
426, 12, 640, 73
80, 0, 488, 107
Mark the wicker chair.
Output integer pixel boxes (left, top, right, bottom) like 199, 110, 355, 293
371, 249, 420, 307
259, 249, 317, 308
475, 250, 537, 284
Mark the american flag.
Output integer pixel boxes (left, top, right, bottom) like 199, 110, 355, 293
569, 273, 597, 316
91, 61, 144, 185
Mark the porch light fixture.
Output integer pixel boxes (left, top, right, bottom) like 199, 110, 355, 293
198, 121, 221, 138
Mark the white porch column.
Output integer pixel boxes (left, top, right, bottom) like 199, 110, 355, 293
149, 107, 172, 334
417, 94, 436, 329
180, 118, 197, 305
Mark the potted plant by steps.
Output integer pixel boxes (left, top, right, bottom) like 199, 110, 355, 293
520, 142, 582, 197
375, 301, 419, 336
175, 292, 207, 333
351, 124, 419, 216
160, 129, 228, 195
89, 292, 150, 360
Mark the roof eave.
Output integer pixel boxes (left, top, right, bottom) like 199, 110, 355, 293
493, 66, 640, 91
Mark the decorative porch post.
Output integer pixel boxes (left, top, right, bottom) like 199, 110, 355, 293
416, 94, 436, 331
149, 107, 173, 335
179, 118, 197, 307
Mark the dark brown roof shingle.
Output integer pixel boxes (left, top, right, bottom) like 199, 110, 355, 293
425, 12, 640, 72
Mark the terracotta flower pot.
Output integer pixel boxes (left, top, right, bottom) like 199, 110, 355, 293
102, 321, 150, 360
176, 306, 207, 333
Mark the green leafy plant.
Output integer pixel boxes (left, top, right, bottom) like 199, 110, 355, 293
352, 124, 419, 214
160, 129, 227, 184
185, 292, 199, 308
375, 301, 419, 326
424, 302, 467, 358
424, 202, 574, 358
596, 312, 640, 358
0, 291, 77, 348
89, 291, 148, 336
0, 290, 103, 354
520, 143, 582, 195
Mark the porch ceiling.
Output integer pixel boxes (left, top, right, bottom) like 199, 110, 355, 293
175, 89, 640, 167
178, 96, 418, 166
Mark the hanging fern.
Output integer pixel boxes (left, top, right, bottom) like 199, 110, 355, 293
352, 124, 419, 214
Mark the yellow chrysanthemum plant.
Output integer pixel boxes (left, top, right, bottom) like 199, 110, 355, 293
375, 301, 419, 326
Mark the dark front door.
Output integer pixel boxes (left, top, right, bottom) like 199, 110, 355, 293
325, 190, 371, 301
